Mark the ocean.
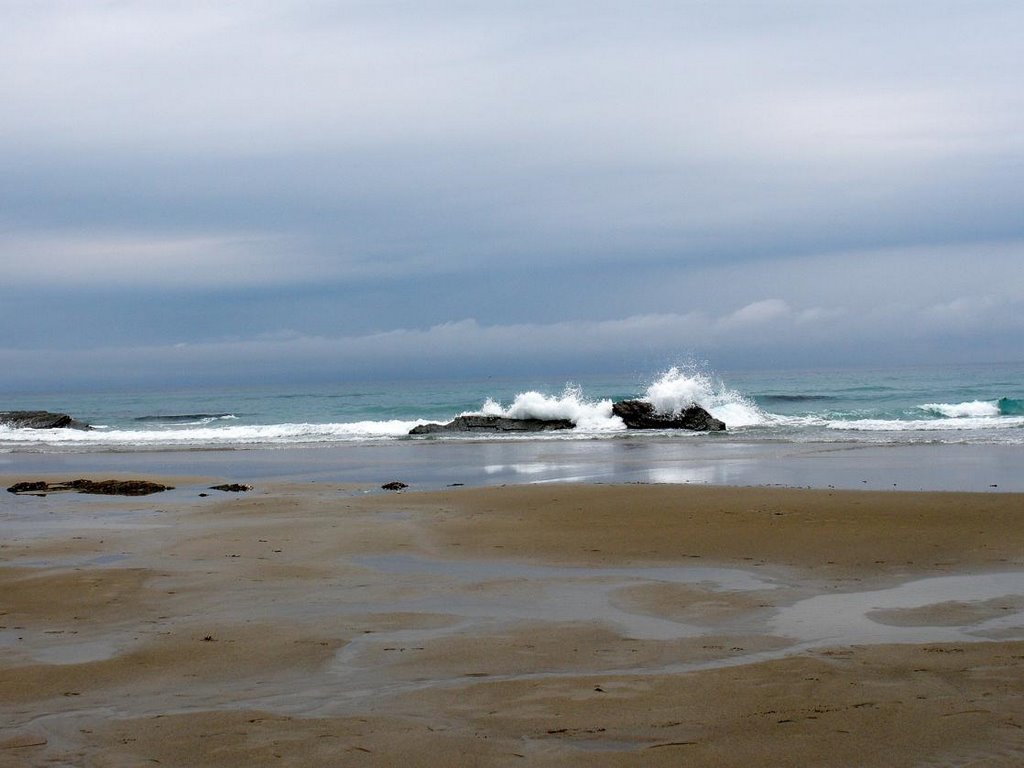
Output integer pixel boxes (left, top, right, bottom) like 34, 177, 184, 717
2, 362, 1022, 493
2, 362, 1022, 452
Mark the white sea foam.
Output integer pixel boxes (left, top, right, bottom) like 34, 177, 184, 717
474, 385, 620, 431
827, 416, 1024, 432
643, 367, 767, 428
0, 420, 426, 448
4, 369, 1019, 453
920, 400, 1001, 418
469, 370, 768, 432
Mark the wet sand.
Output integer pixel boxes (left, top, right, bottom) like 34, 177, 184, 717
2, 481, 1024, 766
3, 438, 1023, 492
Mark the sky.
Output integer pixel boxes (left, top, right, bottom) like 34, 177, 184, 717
2, 1, 1023, 391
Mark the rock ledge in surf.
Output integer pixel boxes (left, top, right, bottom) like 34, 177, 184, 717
612, 400, 726, 431
410, 415, 574, 435
0, 410, 92, 430
7, 479, 173, 496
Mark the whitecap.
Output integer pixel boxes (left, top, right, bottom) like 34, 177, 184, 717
0, 419, 427, 448
828, 416, 1024, 432
471, 385, 621, 431
920, 400, 1001, 418
643, 367, 767, 428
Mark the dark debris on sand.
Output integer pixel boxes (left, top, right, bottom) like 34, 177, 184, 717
6, 479, 173, 496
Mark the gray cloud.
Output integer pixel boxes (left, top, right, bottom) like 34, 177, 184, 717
1, 1, 1022, 389
3, 292, 1022, 391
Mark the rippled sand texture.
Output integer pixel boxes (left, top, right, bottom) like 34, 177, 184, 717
2, 482, 1023, 766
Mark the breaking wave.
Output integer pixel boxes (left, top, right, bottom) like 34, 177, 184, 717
643, 367, 766, 428
475, 385, 617, 431
2, 367, 1021, 451
0, 420, 426, 449
920, 399, 1023, 419
828, 417, 1024, 432
471, 368, 767, 432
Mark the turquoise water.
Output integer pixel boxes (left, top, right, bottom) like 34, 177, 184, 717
1, 362, 1022, 452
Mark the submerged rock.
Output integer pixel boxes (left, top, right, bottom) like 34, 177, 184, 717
381, 481, 409, 490
611, 400, 726, 431
410, 415, 574, 435
7, 479, 173, 496
0, 410, 92, 430
209, 483, 253, 492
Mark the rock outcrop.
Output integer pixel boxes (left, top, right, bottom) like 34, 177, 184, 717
7, 479, 173, 496
0, 410, 92, 430
612, 400, 725, 431
410, 415, 574, 435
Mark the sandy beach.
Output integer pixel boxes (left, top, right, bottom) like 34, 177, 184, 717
7, 0, 1024, 763
2, 479, 1023, 766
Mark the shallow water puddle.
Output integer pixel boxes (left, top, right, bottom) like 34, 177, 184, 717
31, 639, 120, 665
335, 556, 1024, 685
346, 555, 777, 638
772, 571, 1024, 645
350, 554, 775, 590
326, 556, 783, 680
0, 629, 120, 665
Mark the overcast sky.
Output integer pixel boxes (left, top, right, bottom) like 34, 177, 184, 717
2, 1, 1022, 390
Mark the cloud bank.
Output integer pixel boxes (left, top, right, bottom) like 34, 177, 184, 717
3, 291, 1021, 391
1, 2, 1022, 390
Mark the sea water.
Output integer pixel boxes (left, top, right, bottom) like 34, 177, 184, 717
1, 361, 1021, 452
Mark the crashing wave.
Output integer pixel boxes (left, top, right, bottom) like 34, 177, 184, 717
473, 385, 618, 431
920, 401, 1002, 418
470, 368, 768, 431
643, 367, 766, 428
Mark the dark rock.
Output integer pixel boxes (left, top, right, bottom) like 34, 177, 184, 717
410, 415, 574, 435
611, 400, 726, 431
209, 484, 252, 492
6, 481, 49, 495
381, 481, 409, 490
70, 479, 173, 496
7, 479, 173, 496
0, 410, 92, 430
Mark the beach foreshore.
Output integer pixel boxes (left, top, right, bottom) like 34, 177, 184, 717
2, 438, 1024, 492
2, 479, 1023, 766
